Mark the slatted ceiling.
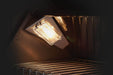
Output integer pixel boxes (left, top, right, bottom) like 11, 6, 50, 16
38, 65, 95, 73
18, 58, 98, 65
47, 67, 100, 74
80, 72, 102, 75
63, 71, 99, 75
53, 69, 97, 75
40, 63, 96, 70
24, 64, 98, 69
31, 62, 93, 67
34, 66, 97, 74
33, 64, 95, 70
18, 61, 101, 71
18, 61, 98, 69
55, 71, 98, 75
69, 72, 102, 75
37, 62, 98, 68
17, 60, 102, 75
27, 66, 95, 74
19, 59, 98, 66
47, 67, 96, 74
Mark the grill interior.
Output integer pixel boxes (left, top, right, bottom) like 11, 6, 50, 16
16, 59, 103, 75
8, 12, 105, 75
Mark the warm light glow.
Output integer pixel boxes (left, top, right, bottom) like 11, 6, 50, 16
33, 20, 62, 45
26, 16, 69, 49
55, 16, 68, 31
56, 16, 64, 23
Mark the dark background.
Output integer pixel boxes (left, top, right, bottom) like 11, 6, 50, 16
0, 0, 113, 75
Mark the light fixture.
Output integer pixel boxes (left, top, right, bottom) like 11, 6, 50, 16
26, 16, 69, 49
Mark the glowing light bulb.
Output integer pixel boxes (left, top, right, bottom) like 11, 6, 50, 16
33, 20, 62, 45
26, 16, 69, 49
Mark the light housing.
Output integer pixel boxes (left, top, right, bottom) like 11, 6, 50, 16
26, 16, 69, 49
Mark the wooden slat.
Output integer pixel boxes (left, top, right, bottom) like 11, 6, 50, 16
18, 62, 98, 72
18, 63, 100, 75
18, 60, 102, 75
30, 64, 96, 73
48, 67, 97, 74
64, 71, 100, 75
18, 60, 98, 68
53, 69, 98, 75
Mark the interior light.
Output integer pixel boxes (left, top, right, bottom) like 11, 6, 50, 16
26, 16, 69, 49
33, 19, 62, 45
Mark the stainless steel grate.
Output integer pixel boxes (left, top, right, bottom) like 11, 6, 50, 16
16, 59, 103, 75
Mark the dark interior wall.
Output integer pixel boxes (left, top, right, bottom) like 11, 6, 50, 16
0, 0, 112, 75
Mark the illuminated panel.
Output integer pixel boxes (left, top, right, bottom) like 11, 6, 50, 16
26, 16, 69, 49
33, 20, 62, 45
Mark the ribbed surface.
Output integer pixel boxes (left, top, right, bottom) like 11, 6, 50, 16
17, 59, 103, 75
